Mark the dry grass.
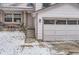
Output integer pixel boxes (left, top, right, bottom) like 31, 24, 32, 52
21, 45, 33, 47
25, 38, 37, 43
38, 43, 46, 48
52, 41, 79, 54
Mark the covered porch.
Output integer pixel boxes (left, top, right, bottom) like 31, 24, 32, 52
0, 7, 35, 38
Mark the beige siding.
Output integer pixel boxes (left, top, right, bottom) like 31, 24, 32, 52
27, 13, 35, 38
28, 13, 34, 28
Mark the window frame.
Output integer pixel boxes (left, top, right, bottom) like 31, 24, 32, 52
4, 13, 22, 23
44, 18, 79, 25
14, 13, 21, 22
67, 20, 78, 25
5, 13, 12, 22
44, 20, 55, 24
56, 20, 66, 25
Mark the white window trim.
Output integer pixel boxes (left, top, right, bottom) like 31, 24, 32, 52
4, 12, 22, 23
44, 18, 79, 25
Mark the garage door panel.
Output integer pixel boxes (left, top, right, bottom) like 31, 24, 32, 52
66, 35, 79, 40
55, 25, 66, 30
44, 35, 66, 41
55, 31, 66, 35
44, 23, 79, 41
66, 31, 79, 35
76, 31, 79, 35
44, 35, 79, 41
44, 28, 79, 41
66, 25, 79, 30
55, 36, 66, 40
44, 35, 56, 41
44, 30, 67, 36
44, 30, 55, 35
44, 25, 56, 30
76, 26, 79, 30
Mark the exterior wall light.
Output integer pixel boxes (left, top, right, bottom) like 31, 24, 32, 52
39, 19, 41, 23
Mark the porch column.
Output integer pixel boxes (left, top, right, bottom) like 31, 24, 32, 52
23, 11, 28, 43
24, 11, 27, 26
0, 10, 3, 22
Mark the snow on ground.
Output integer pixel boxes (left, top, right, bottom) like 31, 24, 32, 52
18, 45, 51, 55
0, 31, 25, 54
0, 31, 60, 55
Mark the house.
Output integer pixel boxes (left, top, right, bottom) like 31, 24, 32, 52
1, 3, 79, 41
34, 3, 79, 41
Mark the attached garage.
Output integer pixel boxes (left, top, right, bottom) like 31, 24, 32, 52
43, 18, 79, 41
34, 3, 79, 41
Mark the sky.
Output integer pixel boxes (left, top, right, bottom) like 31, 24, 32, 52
0, 0, 79, 3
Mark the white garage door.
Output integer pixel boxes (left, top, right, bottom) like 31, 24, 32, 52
44, 18, 79, 41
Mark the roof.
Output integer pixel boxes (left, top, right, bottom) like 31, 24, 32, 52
0, 3, 34, 12
34, 3, 79, 14
0, 3, 34, 9
0, 3, 26, 7
34, 3, 57, 13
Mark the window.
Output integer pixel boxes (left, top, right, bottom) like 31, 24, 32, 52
14, 14, 21, 22
56, 20, 66, 24
5, 13, 21, 23
67, 20, 77, 25
5, 18, 12, 22
27, 3, 34, 7
14, 14, 21, 18
44, 20, 54, 24
43, 3, 51, 8
14, 18, 21, 22
5, 13, 12, 22
44, 18, 79, 25
78, 20, 79, 24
